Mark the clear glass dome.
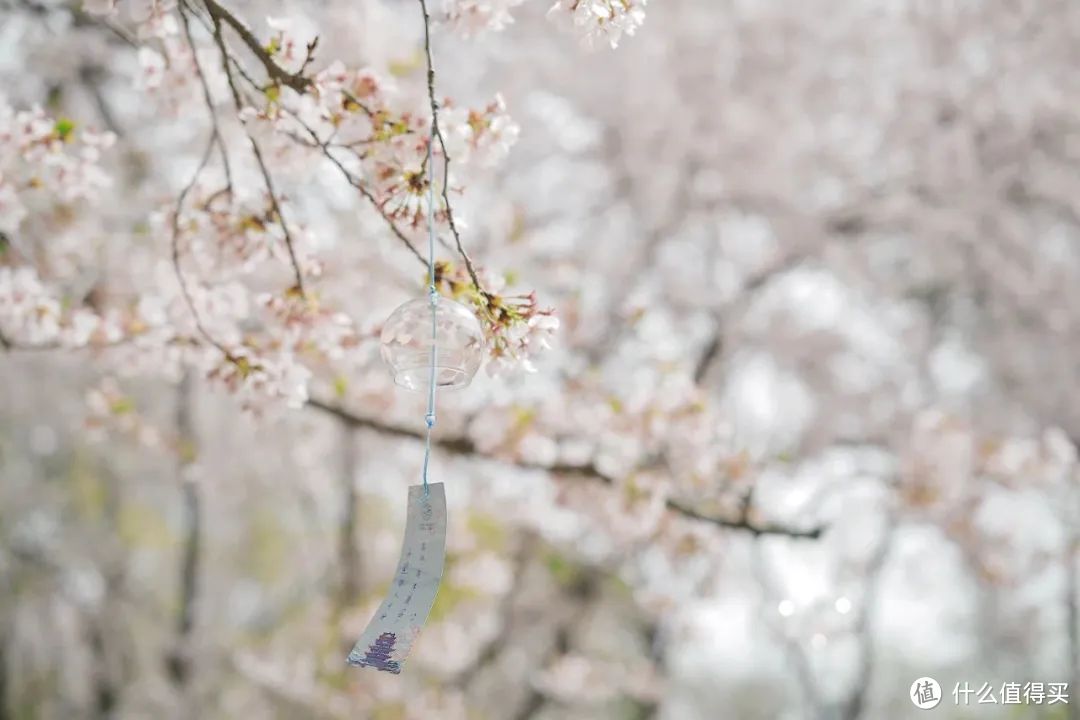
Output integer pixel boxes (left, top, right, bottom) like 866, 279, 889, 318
379, 296, 485, 391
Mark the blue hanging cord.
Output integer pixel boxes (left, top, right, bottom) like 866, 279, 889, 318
421, 115, 438, 497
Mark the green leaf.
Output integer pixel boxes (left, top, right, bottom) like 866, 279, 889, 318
54, 117, 76, 142
233, 356, 253, 378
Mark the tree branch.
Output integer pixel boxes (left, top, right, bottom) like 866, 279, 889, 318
197, 0, 429, 270
417, 0, 488, 299
166, 372, 200, 710
168, 120, 238, 361
336, 424, 361, 611
307, 397, 824, 539
201, 0, 311, 93
202, 0, 307, 297
180, 2, 233, 191
280, 107, 426, 265
511, 572, 600, 720
693, 251, 807, 385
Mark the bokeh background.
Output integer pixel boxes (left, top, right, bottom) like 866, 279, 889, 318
2, 0, 1080, 718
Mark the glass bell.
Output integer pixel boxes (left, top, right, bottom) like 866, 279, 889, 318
379, 295, 485, 391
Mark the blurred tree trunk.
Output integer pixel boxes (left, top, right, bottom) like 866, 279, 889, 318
0, 625, 7, 720
839, 515, 895, 720
1066, 533, 1079, 720
166, 372, 199, 714
752, 540, 821, 718
87, 622, 117, 718
336, 424, 360, 612
512, 571, 600, 720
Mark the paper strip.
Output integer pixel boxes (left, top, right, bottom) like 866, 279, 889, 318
346, 482, 446, 674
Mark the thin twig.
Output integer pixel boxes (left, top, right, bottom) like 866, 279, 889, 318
204, 0, 307, 296
197, 0, 429, 269
279, 105, 427, 265
840, 513, 895, 720
169, 129, 238, 361
179, 1, 233, 192
417, 0, 489, 300
179, 0, 232, 191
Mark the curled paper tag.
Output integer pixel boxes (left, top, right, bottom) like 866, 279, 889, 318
347, 483, 447, 674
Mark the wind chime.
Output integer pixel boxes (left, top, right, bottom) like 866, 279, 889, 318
346, 106, 485, 675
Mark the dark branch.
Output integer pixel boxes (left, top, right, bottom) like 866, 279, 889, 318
693, 330, 722, 384
308, 397, 824, 539
201, 0, 312, 93
180, 2, 233, 191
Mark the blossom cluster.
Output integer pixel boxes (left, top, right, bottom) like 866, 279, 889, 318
245, 55, 517, 228
1, 6, 555, 414
0, 101, 115, 235
231, 27, 548, 376
440, 95, 520, 168
435, 261, 558, 375
0, 267, 104, 348
439, 0, 527, 36
439, 0, 648, 46
0, 98, 123, 347
161, 183, 361, 410
548, 0, 648, 49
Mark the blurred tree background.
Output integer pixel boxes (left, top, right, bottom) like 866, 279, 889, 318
1, 0, 1079, 718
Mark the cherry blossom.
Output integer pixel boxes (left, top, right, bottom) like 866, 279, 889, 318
440, 0, 527, 35
548, 0, 647, 49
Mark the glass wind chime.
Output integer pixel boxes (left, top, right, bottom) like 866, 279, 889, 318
346, 115, 485, 675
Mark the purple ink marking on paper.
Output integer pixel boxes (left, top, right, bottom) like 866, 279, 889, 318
352, 632, 401, 674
